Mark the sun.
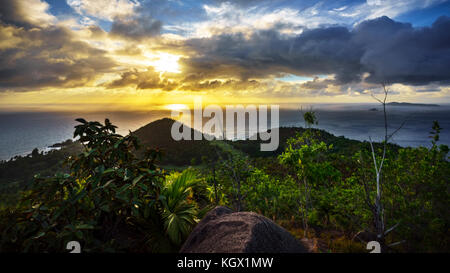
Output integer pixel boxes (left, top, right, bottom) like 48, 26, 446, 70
150, 52, 182, 73
164, 104, 189, 111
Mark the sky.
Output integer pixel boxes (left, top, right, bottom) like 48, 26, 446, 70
0, 0, 450, 111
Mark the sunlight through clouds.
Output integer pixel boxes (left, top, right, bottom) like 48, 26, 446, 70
144, 52, 182, 74
0, 0, 449, 110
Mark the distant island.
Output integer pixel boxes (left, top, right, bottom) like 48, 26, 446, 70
387, 102, 440, 107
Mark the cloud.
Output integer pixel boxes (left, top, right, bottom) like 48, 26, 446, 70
1, 0, 449, 102
179, 15, 450, 87
414, 85, 442, 92
209, 0, 274, 7
357, 16, 450, 85
181, 27, 361, 83
104, 68, 178, 91
178, 78, 263, 92
185, 2, 311, 38
110, 16, 162, 40
0, 23, 115, 90
0, 0, 55, 27
187, 0, 446, 38
103, 66, 266, 93
98, 15, 450, 96
67, 0, 139, 21
344, 0, 447, 21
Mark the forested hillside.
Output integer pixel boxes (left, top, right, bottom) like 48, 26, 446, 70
0, 118, 448, 253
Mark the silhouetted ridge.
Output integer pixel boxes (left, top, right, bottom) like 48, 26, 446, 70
133, 118, 216, 165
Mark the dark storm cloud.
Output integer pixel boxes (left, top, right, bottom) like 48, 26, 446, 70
357, 16, 450, 85
182, 26, 362, 83
182, 16, 450, 86
0, 0, 55, 28
0, 0, 25, 26
0, 25, 115, 89
110, 16, 162, 40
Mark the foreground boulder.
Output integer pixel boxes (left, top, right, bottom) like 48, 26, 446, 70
180, 206, 308, 253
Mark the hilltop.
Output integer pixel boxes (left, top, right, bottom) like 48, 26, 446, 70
132, 118, 218, 165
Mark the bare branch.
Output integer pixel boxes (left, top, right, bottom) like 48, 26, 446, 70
368, 137, 379, 173
371, 93, 384, 104
387, 240, 406, 247
386, 116, 411, 142
384, 222, 401, 236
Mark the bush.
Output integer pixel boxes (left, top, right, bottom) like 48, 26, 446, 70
0, 119, 204, 252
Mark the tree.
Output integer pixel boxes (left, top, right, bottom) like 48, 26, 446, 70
279, 130, 339, 237
213, 141, 253, 212
301, 107, 318, 128
364, 83, 407, 251
242, 168, 300, 221
429, 120, 443, 146
31, 148, 40, 158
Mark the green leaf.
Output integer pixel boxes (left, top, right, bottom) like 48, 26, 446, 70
75, 118, 87, 124
117, 184, 130, 195
132, 175, 144, 186
76, 224, 95, 230
33, 232, 45, 239
103, 168, 115, 175
102, 179, 115, 189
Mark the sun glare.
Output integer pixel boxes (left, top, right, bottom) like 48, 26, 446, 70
164, 104, 189, 111
150, 52, 181, 73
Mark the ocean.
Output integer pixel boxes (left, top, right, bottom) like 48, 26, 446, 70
1, 103, 449, 161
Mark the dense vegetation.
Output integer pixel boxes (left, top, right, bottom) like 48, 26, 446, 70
0, 141, 82, 207
0, 119, 209, 252
0, 115, 448, 252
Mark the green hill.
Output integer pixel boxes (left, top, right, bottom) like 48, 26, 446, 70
0, 117, 396, 202
132, 118, 218, 165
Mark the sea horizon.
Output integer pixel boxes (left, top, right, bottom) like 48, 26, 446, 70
1, 102, 449, 161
